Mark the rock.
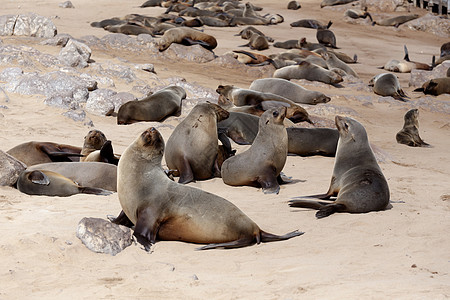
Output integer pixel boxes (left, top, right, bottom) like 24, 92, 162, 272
406, 13, 450, 38
12, 13, 57, 38
110, 92, 137, 112
59, 1, 75, 8
40, 33, 73, 46
409, 61, 450, 87
63, 109, 94, 126
85, 88, 117, 116
76, 217, 133, 256
162, 44, 216, 63
59, 39, 91, 68
0, 150, 27, 186
361, 0, 408, 12
133, 63, 155, 73
0, 15, 17, 36
101, 33, 139, 49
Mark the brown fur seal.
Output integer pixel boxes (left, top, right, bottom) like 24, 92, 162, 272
273, 40, 301, 50
249, 78, 331, 105
7, 142, 82, 166
235, 26, 274, 42
413, 77, 450, 96
396, 109, 430, 147
158, 27, 217, 51
117, 86, 186, 125
239, 33, 269, 51
83, 141, 120, 165
372, 14, 419, 27
221, 107, 289, 194
273, 61, 343, 85
344, 8, 372, 21
216, 85, 312, 124
369, 73, 408, 101
321, 0, 357, 7
287, 0, 301, 10
231, 50, 274, 66
17, 169, 112, 197
316, 22, 338, 49
165, 102, 230, 184
290, 19, 326, 29
104, 24, 154, 36
111, 127, 303, 250
289, 116, 390, 218
287, 127, 339, 157
80, 129, 107, 162
321, 51, 359, 77
27, 162, 117, 192
299, 38, 326, 51
440, 42, 450, 57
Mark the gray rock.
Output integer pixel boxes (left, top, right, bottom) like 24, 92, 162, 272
40, 33, 73, 46
406, 13, 450, 38
85, 88, 117, 116
45, 94, 80, 109
0, 67, 24, 92
79, 35, 105, 49
361, 0, 408, 12
134, 63, 155, 73
110, 92, 137, 112
59, 1, 75, 8
101, 33, 139, 49
162, 44, 216, 63
89, 62, 137, 83
0, 44, 60, 68
59, 39, 91, 68
76, 217, 133, 256
63, 109, 94, 126
13, 13, 57, 38
136, 33, 156, 45
0, 150, 27, 186
0, 15, 17, 36
409, 61, 450, 87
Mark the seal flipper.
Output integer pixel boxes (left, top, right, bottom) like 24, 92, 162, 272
40, 143, 82, 162
259, 230, 304, 242
178, 156, 195, 184
28, 170, 50, 185
316, 203, 346, 218
196, 237, 256, 250
228, 131, 252, 145
288, 199, 334, 209
79, 187, 113, 196
134, 207, 160, 252
108, 210, 134, 228
182, 37, 212, 50
100, 140, 119, 165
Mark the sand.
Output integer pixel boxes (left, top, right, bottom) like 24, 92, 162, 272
0, 0, 449, 299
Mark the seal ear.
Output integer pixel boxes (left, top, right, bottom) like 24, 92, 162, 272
28, 170, 50, 185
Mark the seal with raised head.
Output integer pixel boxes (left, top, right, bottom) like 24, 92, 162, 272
289, 116, 390, 218
80, 129, 107, 162
7, 142, 82, 166
369, 73, 408, 101
158, 27, 218, 51
165, 102, 230, 184
396, 109, 430, 147
413, 77, 450, 96
117, 85, 186, 125
111, 127, 303, 250
249, 78, 331, 105
221, 107, 289, 194
273, 61, 343, 85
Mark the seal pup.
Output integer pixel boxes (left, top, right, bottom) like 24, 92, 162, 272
396, 109, 430, 147
117, 85, 186, 124
289, 116, 390, 218
344, 8, 372, 21
231, 50, 274, 66
104, 23, 154, 36
287, 0, 301, 10
165, 102, 230, 184
158, 27, 217, 51
235, 26, 274, 42
80, 129, 107, 162
372, 14, 419, 27
249, 78, 331, 105
221, 107, 289, 194
369, 73, 408, 101
287, 127, 339, 157
112, 127, 303, 250
17, 169, 112, 197
316, 22, 338, 49
321, 52, 358, 77
413, 77, 450, 96
27, 162, 118, 192
239, 33, 269, 51
83, 141, 120, 165
273, 61, 343, 85
299, 38, 326, 51
7, 142, 82, 166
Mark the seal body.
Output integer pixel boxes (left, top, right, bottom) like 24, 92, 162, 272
114, 127, 303, 250
117, 86, 186, 124
369, 73, 408, 101
289, 116, 390, 218
158, 27, 217, 51
273, 61, 343, 84
165, 102, 229, 184
7, 142, 82, 166
373, 14, 419, 27
250, 78, 331, 105
396, 109, 430, 147
413, 77, 450, 96
221, 107, 288, 194
217, 112, 260, 145
287, 127, 339, 156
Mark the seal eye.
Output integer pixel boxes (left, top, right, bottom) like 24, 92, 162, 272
344, 123, 349, 130
273, 111, 279, 117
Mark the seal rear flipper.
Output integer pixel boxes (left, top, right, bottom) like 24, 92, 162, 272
134, 207, 159, 252
288, 199, 332, 209
79, 187, 113, 196
100, 140, 120, 165
40, 143, 82, 162
108, 210, 134, 228
177, 157, 195, 184
182, 37, 212, 49
316, 203, 346, 218
196, 237, 256, 250
260, 229, 304, 242
403, 45, 410, 62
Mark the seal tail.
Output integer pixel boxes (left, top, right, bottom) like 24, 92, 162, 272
403, 45, 410, 61
260, 230, 304, 243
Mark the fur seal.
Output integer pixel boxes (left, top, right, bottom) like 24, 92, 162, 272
7, 142, 82, 166
217, 112, 260, 145
287, 127, 339, 156
316, 22, 338, 49
321, 0, 357, 7
344, 8, 372, 21
221, 107, 289, 194
27, 162, 117, 192
104, 24, 154, 36
83, 141, 120, 165
158, 27, 217, 51
396, 109, 430, 147
235, 26, 274, 42
369, 73, 408, 101
239, 33, 269, 51
112, 127, 303, 250
440, 42, 450, 57
165, 102, 230, 184
80, 129, 107, 162
273, 40, 301, 50
273, 61, 343, 85
372, 14, 419, 27
216, 85, 312, 124
321, 51, 358, 77
413, 77, 450, 96
231, 50, 274, 66
289, 116, 390, 218
117, 86, 186, 125
249, 78, 331, 105
287, 0, 301, 10
290, 19, 326, 29
299, 38, 326, 51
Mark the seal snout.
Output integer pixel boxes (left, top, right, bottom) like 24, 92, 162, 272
141, 127, 160, 146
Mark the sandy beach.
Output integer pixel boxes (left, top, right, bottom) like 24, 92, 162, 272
0, 0, 449, 299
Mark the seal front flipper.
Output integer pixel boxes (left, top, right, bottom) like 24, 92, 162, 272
108, 210, 134, 228
133, 207, 159, 252
100, 140, 120, 165
277, 172, 292, 184
177, 157, 195, 184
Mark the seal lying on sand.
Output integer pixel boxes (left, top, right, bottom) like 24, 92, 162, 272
369, 73, 408, 101
7, 142, 82, 166
396, 109, 430, 147
289, 116, 390, 218
111, 127, 303, 251
158, 27, 218, 51
413, 77, 450, 96
273, 61, 343, 85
